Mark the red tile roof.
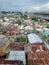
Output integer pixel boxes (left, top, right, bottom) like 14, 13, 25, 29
27, 51, 49, 65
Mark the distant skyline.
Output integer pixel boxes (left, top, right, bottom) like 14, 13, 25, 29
0, 0, 49, 12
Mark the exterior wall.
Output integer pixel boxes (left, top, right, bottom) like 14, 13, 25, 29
4, 41, 9, 49
0, 32, 2, 35
0, 41, 9, 54
0, 60, 21, 65
7, 31, 11, 36
24, 46, 32, 52
0, 46, 5, 54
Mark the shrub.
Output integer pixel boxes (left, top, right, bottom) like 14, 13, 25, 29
17, 36, 26, 42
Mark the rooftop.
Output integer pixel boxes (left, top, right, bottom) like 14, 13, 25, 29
0, 35, 9, 46
24, 43, 48, 52
9, 43, 24, 50
7, 51, 26, 65
0, 35, 6, 39
27, 33, 42, 43
27, 51, 49, 65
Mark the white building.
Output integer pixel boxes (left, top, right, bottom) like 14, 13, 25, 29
2, 22, 10, 27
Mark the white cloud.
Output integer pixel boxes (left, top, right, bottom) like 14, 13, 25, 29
33, 6, 40, 10
22, 2, 49, 12
45, 3, 49, 8
42, 3, 49, 9
22, 6, 41, 12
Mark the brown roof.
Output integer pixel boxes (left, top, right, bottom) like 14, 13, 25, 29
9, 43, 24, 50
27, 51, 49, 65
0, 60, 21, 64
24, 43, 48, 52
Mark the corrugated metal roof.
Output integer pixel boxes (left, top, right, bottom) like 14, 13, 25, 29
0, 35, 9, 46
27, 33, 42, 43
7, 51, 26, 65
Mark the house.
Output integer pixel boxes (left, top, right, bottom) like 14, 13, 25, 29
7, 51, 26, 65
35, 23, 42, 28
0, 60, 22, 65
43, 28, 49, 36
41, 19, 47, 25
26, 43, 49, 65
24, 33, 49, 65
18, 25, 25, 34
1, 22, 10, 27
27, 33, 42, 43
25, 26, 33, 31
27, 51, 49, 65
9, 43, 24, 50
24, 43, 48, 52
4, 17, 9, 22
7, 26, 19, 36
0, 35, 9, 54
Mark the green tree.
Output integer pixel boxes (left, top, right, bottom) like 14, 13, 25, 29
47, 25, 49, 28
16, 19, 21, 25
31, 17, 38, 21
1, 11, 7, 14
42, 34, 47, 40
17, 36, 26, 42
3, 19, 5, 22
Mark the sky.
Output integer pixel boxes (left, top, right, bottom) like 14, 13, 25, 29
0, 0, 49, 12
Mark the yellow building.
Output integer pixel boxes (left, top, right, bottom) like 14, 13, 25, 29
0, 32, 2, 34
0, 35, 9, 54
